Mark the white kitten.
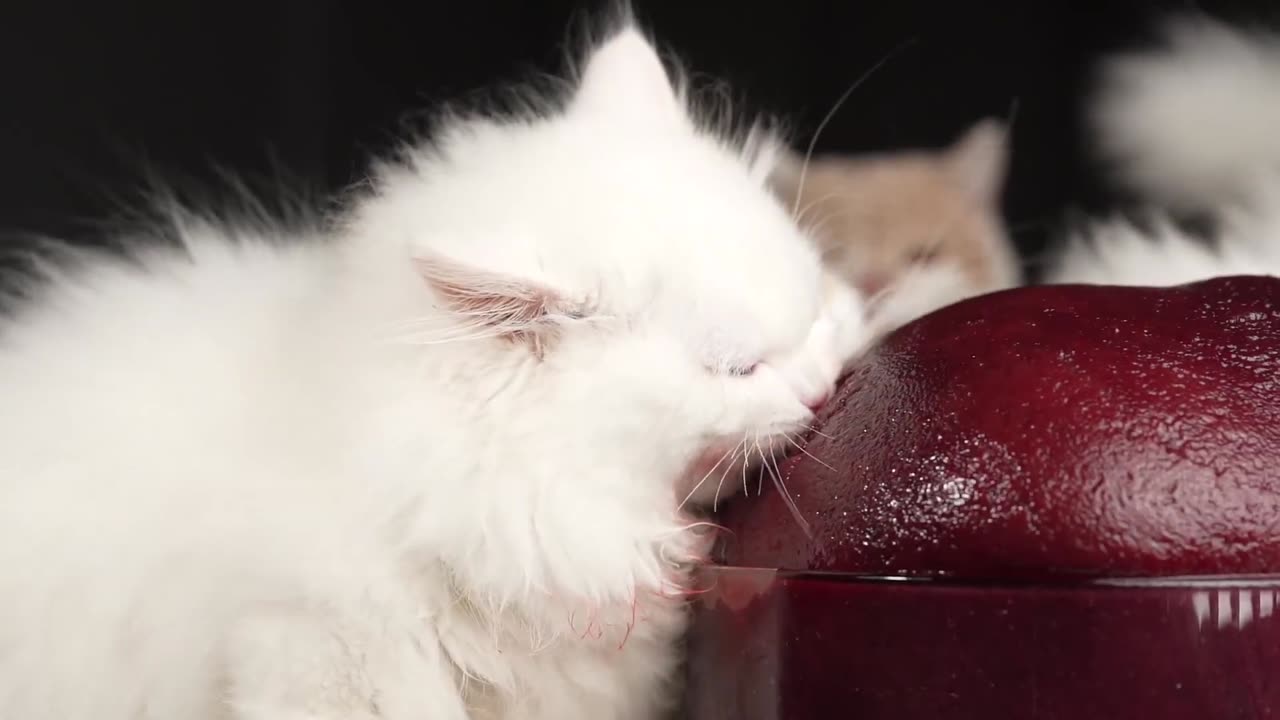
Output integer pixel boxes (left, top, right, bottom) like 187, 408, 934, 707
1050, 14, 1280, 286
0, 21, 868, 720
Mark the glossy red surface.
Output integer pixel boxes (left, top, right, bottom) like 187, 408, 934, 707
688, 278, 1280, 717
684, 569, 1280, 720
719, 276, 1280, 579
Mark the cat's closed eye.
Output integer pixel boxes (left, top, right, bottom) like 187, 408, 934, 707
908, 246, 941, 264
726, 362, 760, 377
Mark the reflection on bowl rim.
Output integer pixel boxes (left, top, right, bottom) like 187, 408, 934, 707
702, 566, 1280, 589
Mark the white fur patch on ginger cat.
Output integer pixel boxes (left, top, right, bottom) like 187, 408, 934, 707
0, 17, 868, 720
771, 119, 1021, 334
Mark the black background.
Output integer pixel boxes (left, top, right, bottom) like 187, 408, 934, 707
2, 0, 1277, 270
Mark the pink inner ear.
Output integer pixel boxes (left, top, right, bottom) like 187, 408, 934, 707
413, 254, 569, 359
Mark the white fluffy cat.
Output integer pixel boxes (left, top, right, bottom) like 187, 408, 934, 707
1049, 14, 1280, 286
0, 20, 868, 720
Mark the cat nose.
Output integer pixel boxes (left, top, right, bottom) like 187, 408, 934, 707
805, 391, 830, 413
857, 273, 890, 297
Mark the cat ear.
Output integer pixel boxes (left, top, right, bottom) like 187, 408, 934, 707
572, 27, 682, 127
412, 252, 585, 360
942, 118, 1009, 206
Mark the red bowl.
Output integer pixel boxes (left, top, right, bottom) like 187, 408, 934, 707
684, 569, 1280, 719
685, 278, 1280, 718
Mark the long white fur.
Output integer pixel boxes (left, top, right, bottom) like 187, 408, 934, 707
1050, 14, 1280, 286
1092, 16, 1280, 213
0, 19, 868, 720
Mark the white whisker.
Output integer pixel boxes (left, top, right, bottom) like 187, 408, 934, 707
800, 207, 864, 240
784, 432, 836, 473
678, 441, 739, 513
793, 191, 844, 227
800, 423, 833, 440
755, 436, 768, 497
763, 447, 813, 539
392, 331, 509, 347
790, 39, 918, 219
765, 445, 786, 491
712, 439, 746, 513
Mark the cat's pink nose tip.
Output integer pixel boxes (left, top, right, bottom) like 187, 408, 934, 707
805, 392, 831, 412
857, 274, 890, 297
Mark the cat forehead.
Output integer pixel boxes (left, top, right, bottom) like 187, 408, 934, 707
826, 157, 956, 195
655, 241, 825, 350
807, 163, 979, 221
406, 124, 821, 313
420, 116, 800, 250
421, 113, 773, 222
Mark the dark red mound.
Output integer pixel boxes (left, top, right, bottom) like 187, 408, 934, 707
719, 275, 1280, 579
